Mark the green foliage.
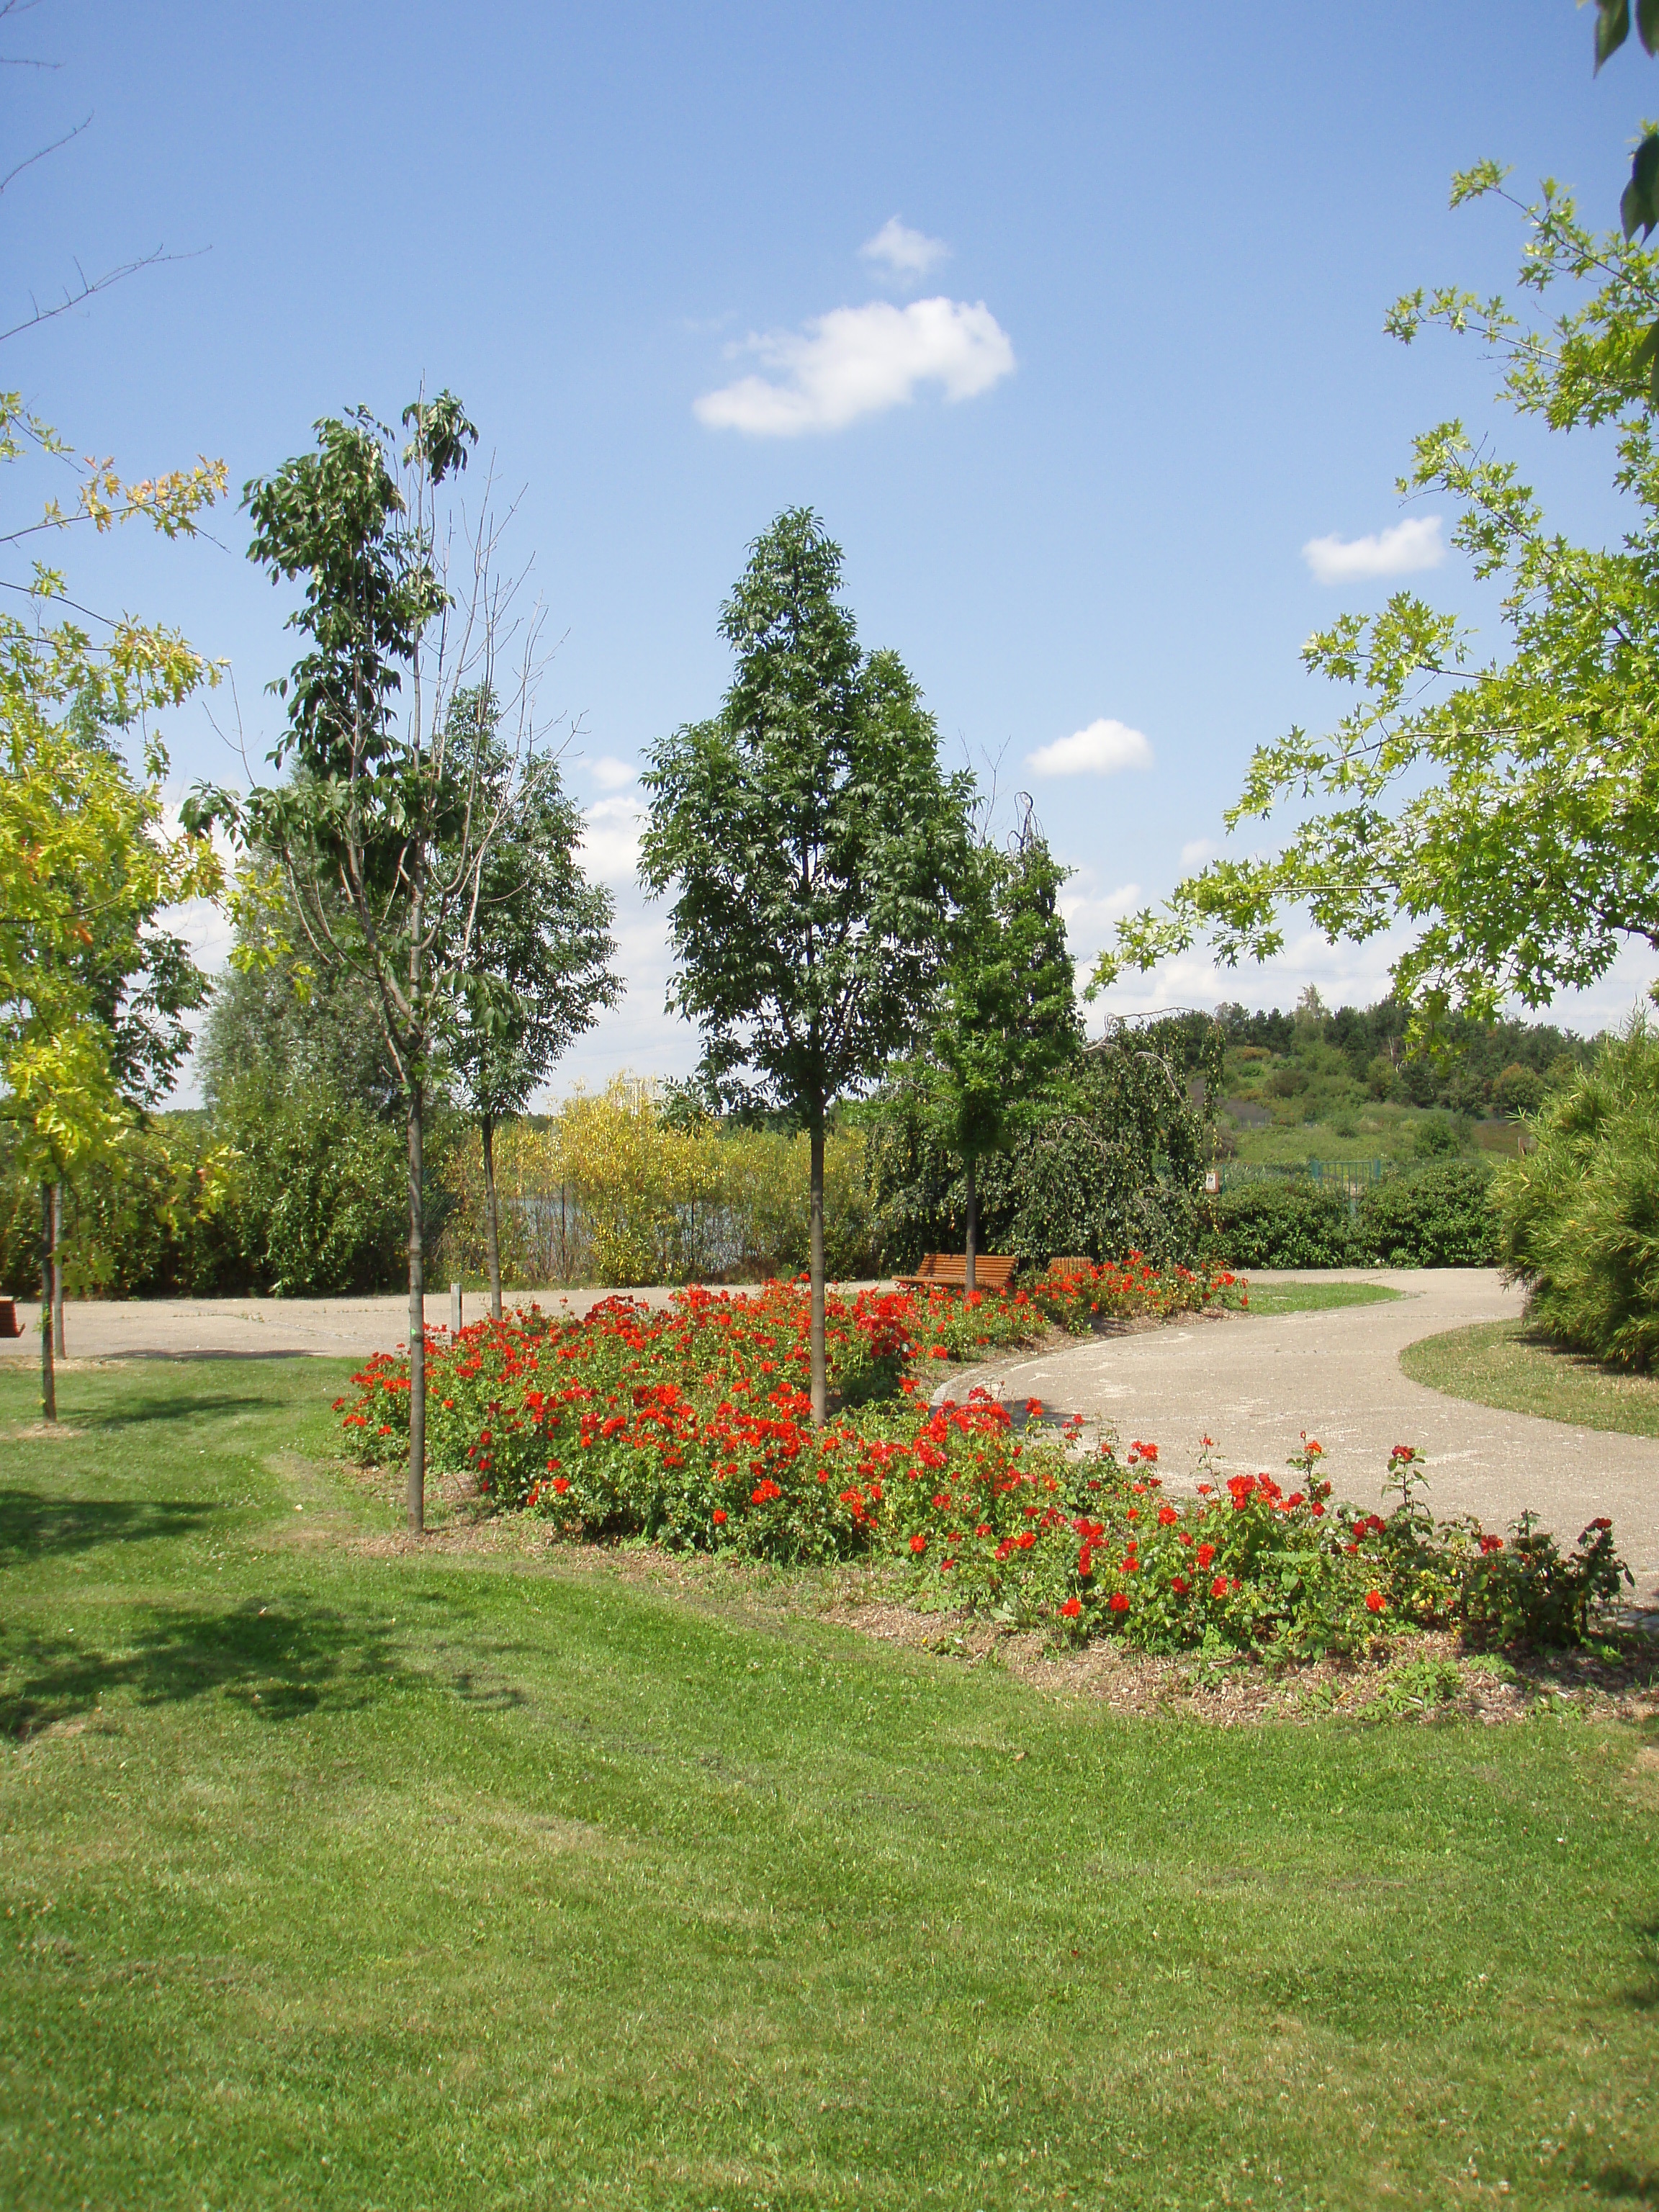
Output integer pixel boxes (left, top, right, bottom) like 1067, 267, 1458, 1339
1493, 1062, 1546, 1118
1199, 1163, 1498, 1269
213, 1069, 410, 1296
868, 1014, 1218, 1269
640, 508, 972, 1413
1096, 171, 1659, 1035
640, 509, 971, 1127
1360, 1161, 1499, 1266
1497, 1015, 1659, 1369
917, 809, 1082, 1259
1197, 1181, 1357, 1268
448, 685, 619, 1127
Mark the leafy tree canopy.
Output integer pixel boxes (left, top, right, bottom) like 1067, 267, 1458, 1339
639, 508, 973, 1133
1092, 169, 1659, 1035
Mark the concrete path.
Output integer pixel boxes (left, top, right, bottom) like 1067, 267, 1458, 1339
9, 1270, 1657, 1603
936, 1268, 1659, 1608
0, 1285, 701, 1364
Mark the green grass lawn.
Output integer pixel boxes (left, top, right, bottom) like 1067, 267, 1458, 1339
1238, 1280, 1403, 1318
1402, 1318, 1659, 1439
3, 1357, 1658, 2210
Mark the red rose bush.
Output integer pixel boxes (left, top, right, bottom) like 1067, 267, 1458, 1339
338, 1283, 1628, 1651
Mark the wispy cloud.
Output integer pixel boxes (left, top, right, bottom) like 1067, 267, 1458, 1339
694, 296, 1015, 437
589, 755, 637, 791
1179, 837, 1215, 871
1302, 515, 1445, 585
1027, 717, 1154, 777
860, 216, 950, 282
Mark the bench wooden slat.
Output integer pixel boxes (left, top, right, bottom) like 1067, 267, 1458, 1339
1046, 1255, 1095, 1278
894, 1251, 1018, 1294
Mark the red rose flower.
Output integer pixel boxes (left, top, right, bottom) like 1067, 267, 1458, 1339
1060, 1597, 1082, 1619
1109, 1592, 1130, 1613
1157, 1505, 1178, 1526
1172, 1575, 1190, 1596
1196, 1542, 1215, 1568
910, 1532, 927, 1555
1364, 1589, 1385, 1613
1210, 1575, 1228, 1599
712, 1508, 727, 1524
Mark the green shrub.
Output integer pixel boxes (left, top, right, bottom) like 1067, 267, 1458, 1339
1358, 1161, 1498, 1266
1197, 1181, 1355, 1267
217, 1072, 410, 1295
1496, 1016, 1659, 1369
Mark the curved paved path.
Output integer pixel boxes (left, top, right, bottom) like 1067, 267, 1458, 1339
939, 1268, 1659, 1609
11, 1272, 1658, 1604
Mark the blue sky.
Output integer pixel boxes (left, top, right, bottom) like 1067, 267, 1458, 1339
9, 0, 1656, 1097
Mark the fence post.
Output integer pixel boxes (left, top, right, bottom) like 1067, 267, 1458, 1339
450, 1282, 462, 1336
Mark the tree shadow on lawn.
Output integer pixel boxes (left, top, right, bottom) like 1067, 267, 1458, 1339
0, 1488, 215, 1566
0, 1599, 411, 1737
1586, 2164, 1659, 2203
69, 1390, 293, 1431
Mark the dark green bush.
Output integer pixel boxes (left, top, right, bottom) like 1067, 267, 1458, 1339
1496, 1017, 1659, 1369
1357, 1161, 1498, 1267
1196, 1181, 1356, 1267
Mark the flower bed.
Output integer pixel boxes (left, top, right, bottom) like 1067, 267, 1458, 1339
1028, 1254, 1243, 1333
337, 1278, 1629, 1652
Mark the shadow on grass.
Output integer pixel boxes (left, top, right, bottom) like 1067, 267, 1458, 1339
1586, 2164, 1659, 2203
0, 1601, 408, 1735
0, 1488, 215, 1565
73, 1392, 290, 1431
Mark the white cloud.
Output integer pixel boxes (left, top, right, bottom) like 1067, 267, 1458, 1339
694, 297, 1015, 437
578, 793, 647, 884
1179, 837, 1216, 871
1027, 717, 1154, 778
1302, 515, 1446, 585
590, 755, 637, 791
860, 216, 950, 281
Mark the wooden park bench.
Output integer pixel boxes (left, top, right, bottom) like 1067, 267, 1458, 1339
894, 1251, 1018, 1295
0, 1299, 20, 1338
1046, 1255, 1094, 1279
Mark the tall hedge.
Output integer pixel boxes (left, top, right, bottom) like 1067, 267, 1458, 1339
1197, 1161, 1498, 1270
1195, 1182, 1355, 1268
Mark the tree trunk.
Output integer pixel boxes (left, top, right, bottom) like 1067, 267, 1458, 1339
51, 1182, 65, 1358
481, 1115, 503, 1322
407, 1076, 426, 1532
809, 1120, 827, 1427
39, 1181, 55, 1424
963, 1154, 978, 1298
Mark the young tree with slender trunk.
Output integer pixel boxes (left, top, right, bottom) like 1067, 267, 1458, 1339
447, 685, 619, 1319
212, 395, 570, 1527
924, 801, 1082, 1290
640, 508, 971, 1422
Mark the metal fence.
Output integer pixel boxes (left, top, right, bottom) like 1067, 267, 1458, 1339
1215, 1158, 1391, 1200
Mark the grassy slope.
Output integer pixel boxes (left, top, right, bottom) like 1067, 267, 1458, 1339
1403, 1318, 1659, 1441
2, 1359, 1656, 2211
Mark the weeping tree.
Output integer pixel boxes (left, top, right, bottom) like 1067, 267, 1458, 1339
196, 392, 569, 1529
920, 798, 1082, 1290
640, 507, 971, 1424
446, 685, 620, 1318
868, 1007, 1220, 1269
